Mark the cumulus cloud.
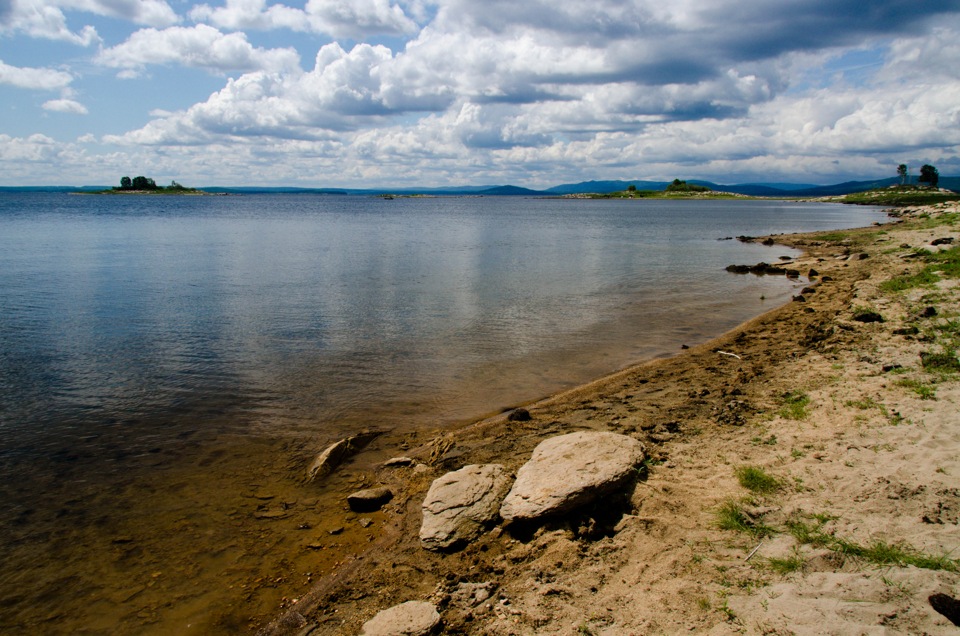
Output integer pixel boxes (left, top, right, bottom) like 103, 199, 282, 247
43, 98, 89, 114
95, 24, 301, 75
189, 0, 418, 38
6, 0, 960, 185
0, 59, 74, 90
0, 0, 178, 44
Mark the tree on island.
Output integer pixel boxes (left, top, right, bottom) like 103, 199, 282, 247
116, 176, 159, 191
665, 178, 709, 193
897, 164, 908, 186
919, 164, 939, 188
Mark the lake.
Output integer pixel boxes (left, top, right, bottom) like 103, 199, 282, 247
0, 193, 887, 633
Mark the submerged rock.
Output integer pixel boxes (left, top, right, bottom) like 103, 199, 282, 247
420, 464, 512, 551
304, 430, 383, 483
500, 431, 645, 523
360, 601, 440, 636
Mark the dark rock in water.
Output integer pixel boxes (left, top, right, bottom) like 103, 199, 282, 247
931, 237, 955, 246
347, 487, 394, 512
785, 269, 800, 278
801, 287, 816, 294
718, 237, 733, 241
507, 408, 532, 422
305, 430, 384, 483
736, 235, 758, 243
792, 295, 806, 302
853, 311, 884, 323
808, 268, 819, 278
762, 238, 776, 246
681, 344, 689, 350
725, 264, 751, 274
929, 593, 960, 626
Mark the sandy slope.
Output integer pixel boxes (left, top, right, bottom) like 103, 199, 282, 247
261, 202, 960, 635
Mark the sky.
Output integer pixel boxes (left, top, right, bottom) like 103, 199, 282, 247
1, 0, 960, 188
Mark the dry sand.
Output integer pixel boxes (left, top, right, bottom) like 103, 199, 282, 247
260, 201, 960, 635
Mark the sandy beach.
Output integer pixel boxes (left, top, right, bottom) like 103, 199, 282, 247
259, 201, 960, 635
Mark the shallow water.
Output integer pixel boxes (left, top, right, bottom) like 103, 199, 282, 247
0, 194, 887, 633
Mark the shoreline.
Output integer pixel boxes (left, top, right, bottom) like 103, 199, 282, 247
259, 201, 960, 635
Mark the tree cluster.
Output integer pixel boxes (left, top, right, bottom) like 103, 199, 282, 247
665, 178, 709, 193
117, 176, 159, 191
897, 164, 939, 188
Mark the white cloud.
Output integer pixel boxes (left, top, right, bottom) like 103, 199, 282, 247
0, 60, 74, 90
189, 0, 418, 38
6, 0, 960, 186
95, 24, 301, 75
0, 0, 178, 45
43, 98, 89, 114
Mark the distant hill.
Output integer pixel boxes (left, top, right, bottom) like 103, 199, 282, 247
3, 177, 957, 197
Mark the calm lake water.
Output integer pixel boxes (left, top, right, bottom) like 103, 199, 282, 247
0, 193, 887, 633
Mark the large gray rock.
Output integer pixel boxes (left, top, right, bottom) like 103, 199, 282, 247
420, 464, 513, 551
499, 431, 645, 522
359, 601, 440, 636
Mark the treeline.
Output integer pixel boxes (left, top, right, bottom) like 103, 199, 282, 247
114, 176, 191, 191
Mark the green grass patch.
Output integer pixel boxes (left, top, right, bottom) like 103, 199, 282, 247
767, 553, 805, 574
778, 391, 810, 420
881, 245, 960, 293
896, 378, 936, 400
920, 350, 960, 373
715, 499, 775, 538
735, 466, 782, 495
786, 514, 958, 572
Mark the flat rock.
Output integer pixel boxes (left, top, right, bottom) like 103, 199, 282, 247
360, 601, 440, 636
500, 431, 645, 523
347, 486, 393, 512
420, 464, 513, 551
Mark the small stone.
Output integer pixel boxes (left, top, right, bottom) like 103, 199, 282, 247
347, 487, 394, 512
358, 517, 373, 528
507, 408, 532, 422
328, 526, 344, 535
383, 456, 415, 467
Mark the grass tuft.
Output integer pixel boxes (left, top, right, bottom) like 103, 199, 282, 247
778, 391, 810, 420
735, 466, 782, 495
715, 499, 775, 538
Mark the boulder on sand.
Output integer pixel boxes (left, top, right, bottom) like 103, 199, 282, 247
500, 431, 645, 523
359, 601, 440, 636
420, 464, 512, 551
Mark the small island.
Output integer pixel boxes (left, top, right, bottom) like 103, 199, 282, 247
88, 176, 209, 195
564, 178, 744, 199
